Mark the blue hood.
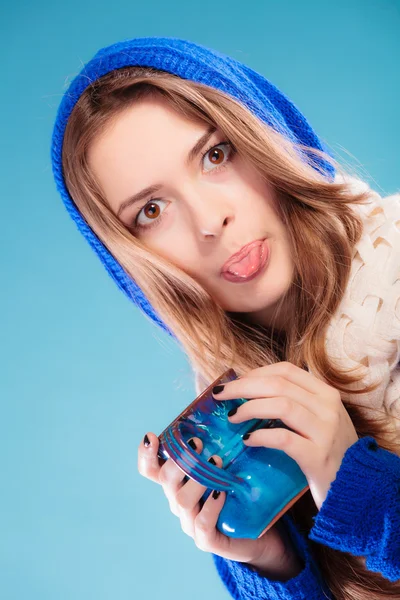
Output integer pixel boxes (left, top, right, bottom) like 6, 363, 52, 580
50, 36, 334, 337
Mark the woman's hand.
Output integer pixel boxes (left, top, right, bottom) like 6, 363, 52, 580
138, 433, 304, 580
213, 361, 359, 510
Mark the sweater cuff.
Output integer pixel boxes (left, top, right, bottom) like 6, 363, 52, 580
213, 514, 332, 600
309, 436, 400, 560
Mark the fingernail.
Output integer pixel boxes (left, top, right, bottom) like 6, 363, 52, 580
212, 490, 221, 500
143, 434, 151, 447
243, 433, 250, 441
188, 438, 197, 450
208, 457, 217, 465
213, 385, 225, 394
182, 475, 189, 484
228, 407, 237, 417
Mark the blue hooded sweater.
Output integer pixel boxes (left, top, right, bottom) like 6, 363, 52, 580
50, 37, 400, 597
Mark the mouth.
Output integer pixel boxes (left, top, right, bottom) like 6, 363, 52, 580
221, 238, 270, 283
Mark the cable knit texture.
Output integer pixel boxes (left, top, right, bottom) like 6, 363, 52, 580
323, 175, 400, 434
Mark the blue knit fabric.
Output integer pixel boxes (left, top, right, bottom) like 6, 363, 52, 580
309, 436, 400, 583
50, 36, 334, 337
213, 511, 334, 599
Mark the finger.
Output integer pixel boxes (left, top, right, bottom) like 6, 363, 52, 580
176, 478, 208, 536
193, 489, 228, 552
242, 362, 320, 394
228, 396, 321, 441
138, 432, 163, 483
195, 491, 286, 563
159, 437, 203, 491
213, 375, 329, 420
218, 361, 318, 400
243, 427, 315, 477
159, 437, 203, 515
177, 454, 223, 537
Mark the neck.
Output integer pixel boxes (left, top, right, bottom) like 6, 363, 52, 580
245, 293, 293, 335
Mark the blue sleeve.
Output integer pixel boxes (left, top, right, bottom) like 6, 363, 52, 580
212, 513, 334, 600
309, 435, 400, 582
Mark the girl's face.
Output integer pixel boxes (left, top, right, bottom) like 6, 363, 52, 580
88, 97, 294, 329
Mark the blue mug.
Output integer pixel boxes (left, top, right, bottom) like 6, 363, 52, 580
158, 368, 309, 539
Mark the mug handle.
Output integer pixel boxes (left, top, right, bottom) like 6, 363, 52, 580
162, 423, 251, 494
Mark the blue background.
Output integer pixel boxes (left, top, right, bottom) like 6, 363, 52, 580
1, 1, 399, 598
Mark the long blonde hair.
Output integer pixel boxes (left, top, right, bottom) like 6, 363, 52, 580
62, 66, 400, 598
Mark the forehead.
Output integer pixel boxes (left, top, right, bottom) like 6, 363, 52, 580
89, 97, 205, 163
86, 97, 211, 212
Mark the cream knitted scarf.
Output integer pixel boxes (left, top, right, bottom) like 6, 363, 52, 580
324, 174, 400, 434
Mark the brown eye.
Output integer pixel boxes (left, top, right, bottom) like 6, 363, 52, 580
134, 198, 168, 230
203, 142, 233, 173
143, 203, 160, 220
208, 147, 225, 165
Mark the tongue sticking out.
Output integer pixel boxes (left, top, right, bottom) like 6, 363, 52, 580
227, 245, 262, 277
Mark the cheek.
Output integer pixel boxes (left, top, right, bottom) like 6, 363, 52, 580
147, 235, 198, 274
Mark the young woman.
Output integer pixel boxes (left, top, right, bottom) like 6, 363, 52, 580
51, 36, 400, 599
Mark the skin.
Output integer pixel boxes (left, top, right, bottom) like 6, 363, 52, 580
88, 98, 362, 578
87, 96, 294, 331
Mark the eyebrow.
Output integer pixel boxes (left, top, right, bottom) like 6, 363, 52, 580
117, 125, 217, 217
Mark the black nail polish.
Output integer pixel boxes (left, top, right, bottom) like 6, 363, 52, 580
228, 407, 237, 417
182, 475, 189, 484
208, 457, 217, 465
143, 434, 151, 447
212, 490, 221, 500
213, 385, 225, 395
243, 433, 250, 441
188, 438, 197, 450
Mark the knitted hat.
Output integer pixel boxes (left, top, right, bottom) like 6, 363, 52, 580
51, 36, 334, 337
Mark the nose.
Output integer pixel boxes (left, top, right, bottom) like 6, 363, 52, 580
200, 218, 229, 239
186, 188, 234, 241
